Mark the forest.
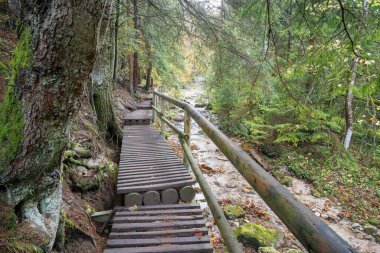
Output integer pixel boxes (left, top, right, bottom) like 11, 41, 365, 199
0, 0, 379, 253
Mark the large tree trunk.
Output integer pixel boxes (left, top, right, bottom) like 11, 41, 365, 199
0, 0, 112, 251
91, 38, 122, 144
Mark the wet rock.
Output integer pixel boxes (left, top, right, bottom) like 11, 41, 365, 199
234, 223, 282, 249
258, 246, 280, 253
363, 224, 377, 235
223, 204, 245, 219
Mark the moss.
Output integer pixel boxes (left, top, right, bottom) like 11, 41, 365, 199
0, 29, 31, 172
234, 223, 281, 249
223, 204, 245, 219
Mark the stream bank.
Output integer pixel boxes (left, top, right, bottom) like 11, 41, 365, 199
166, 81, 380, 253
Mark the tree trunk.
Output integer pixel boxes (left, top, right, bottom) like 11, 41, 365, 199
343, 0, 369, 149
91, 44, 122, 144
0, 0, 112, 251
133, 0, 140, 90
112, 0, 120, 88
127, 0, 134, 93
146, 63, 152, 90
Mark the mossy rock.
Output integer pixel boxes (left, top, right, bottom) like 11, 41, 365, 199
223, 204, 245, 219
67, 168, 99, 192
258, 247, 280, 253
234, 223, 282, 249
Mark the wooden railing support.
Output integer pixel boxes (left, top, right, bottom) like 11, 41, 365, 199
183, 111, 191, 171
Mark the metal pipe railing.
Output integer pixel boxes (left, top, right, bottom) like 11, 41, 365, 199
153, 90, 355, 253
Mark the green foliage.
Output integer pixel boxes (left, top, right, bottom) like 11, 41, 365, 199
0, 29, 31, 172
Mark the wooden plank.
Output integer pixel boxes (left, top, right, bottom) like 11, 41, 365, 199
115, 209, 203, 217
112, 215, 204, 223
119, 159, 181, 165
124, 110, 153, 120
104, 243, 213, 253
117, 169, 187, 177
119, 155, 178, 161
108, 228, 208, 239
118, 165, 186, 173
118, 173, 191, 183
115, 203, 200, 211
117, 179, 195, 193
111, 220, 207, 232
107, 236, 210, 248
117, 170, 187, 178
118, 175, 194, 187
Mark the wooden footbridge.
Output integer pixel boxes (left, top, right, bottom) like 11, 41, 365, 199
100, 90, 355, 253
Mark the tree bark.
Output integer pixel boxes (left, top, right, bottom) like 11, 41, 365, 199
112, 0, 120, 88
133, 0, 140, 90
127, 0, 134, 93
343, 0, 369, 149
0, 0, 112, 250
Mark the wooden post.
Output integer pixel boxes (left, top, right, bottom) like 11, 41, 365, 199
152, 93, 156, 123
183, 111, 191, 171
160, 98, 166, 138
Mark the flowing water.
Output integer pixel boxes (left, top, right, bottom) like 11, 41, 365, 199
166, 80, 380, 253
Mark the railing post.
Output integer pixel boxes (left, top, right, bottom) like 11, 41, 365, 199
183, 111, 191, 171
152, 93, 156, 123
160, 98, 166, 138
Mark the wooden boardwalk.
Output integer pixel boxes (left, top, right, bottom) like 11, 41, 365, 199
118, 125, 195, 194
104, 96, 212, 253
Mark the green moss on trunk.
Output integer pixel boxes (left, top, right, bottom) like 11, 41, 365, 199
0, 29, 31, 172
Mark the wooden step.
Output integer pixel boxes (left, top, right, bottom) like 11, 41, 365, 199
104, 204, 212, 252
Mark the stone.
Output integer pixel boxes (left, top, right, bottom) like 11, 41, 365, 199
321, 213, 329, 220
352, 223, 361, 230
223, 204, 245, 219
258, 246, 280, 253
234, 223, 282, 249
286, 249, 303, 253
363, 224, 377, 235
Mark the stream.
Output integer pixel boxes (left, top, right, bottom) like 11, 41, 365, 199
166, 79, 380, 253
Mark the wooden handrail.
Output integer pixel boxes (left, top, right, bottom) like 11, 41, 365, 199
153, 90, 355, 253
